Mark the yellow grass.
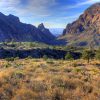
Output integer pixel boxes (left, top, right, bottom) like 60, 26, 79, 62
0, 58, 99, 100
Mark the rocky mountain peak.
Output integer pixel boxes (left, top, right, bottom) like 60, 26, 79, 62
38, 23, 45, 30
38, 23, 55, 40
7, 14, 20, 23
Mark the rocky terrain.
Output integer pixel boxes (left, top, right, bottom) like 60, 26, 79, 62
0, 13, 55, 44
60, 3, 100, 46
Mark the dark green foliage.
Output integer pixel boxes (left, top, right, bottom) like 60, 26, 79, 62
95, 49, 100, 60
65, 52, 74, 60
82, 50, 94, 63
27, 56, 33, 59
5, 57, 15, 62
43, 55, 48, 60
4, 63, 11, 68
29, 42, 35, 48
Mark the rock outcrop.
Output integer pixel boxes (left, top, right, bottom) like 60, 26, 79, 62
38, 23, 55, 40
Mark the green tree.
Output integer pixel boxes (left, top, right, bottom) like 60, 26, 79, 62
95, 49, 100, 60
43, 55, 48, 60
65, 52, 74, 60
82, 50, 94, 63
29, 42, 35, 48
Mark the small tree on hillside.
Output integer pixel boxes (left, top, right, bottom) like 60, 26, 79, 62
95, 49, 100, 60
82, 50, 94, 63
29, 42, 34, 48
65, 52, 74, 60
43, 55, 48, 60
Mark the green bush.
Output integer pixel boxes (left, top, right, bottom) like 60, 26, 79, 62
5, 57, 15, 62
29, 42, 35, 47
4, 63, 11, 68
65, 52, 74, 60
43, 55, 48, 60
95, 50, 100, 60
82, 50, 94, 63
73, 68, 82, 73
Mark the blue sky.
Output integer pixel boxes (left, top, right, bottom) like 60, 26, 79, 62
0, 0, 100, 28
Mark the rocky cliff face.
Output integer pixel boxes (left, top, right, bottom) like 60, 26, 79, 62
61, 3, 100, 46
38, 23, 55, 40
0, 13, 55, 44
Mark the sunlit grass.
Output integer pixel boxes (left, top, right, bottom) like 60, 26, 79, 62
0, 58, 99, 100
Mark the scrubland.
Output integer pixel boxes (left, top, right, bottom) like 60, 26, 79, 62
0, 58, 99, 100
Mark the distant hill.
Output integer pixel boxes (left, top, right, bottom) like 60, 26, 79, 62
59, 3, 100, 46
0, 13, 55, 44
49, 28, 63, 37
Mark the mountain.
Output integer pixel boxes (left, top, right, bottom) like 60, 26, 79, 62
59, 3, 100, 46
49, 28, 63, 37
0, 12, 55, 44
38, 23, 55, 40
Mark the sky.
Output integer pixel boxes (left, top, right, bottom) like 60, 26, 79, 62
0, 0, 100, 28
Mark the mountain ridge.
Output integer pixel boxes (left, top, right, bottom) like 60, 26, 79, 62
0, 12, 56, 44
59, 3, 100, 46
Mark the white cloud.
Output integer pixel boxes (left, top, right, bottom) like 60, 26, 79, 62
0, 0, 57, 17
39, 22, 66, 28
20, 0, 57, 16
61, 13, 82, 20
65, 0, 100, 9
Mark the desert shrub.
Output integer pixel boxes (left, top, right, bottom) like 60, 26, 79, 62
5, 57, 15, 62
13, 89, 37, 100
43, 55, 48, 60
25, 56, 33, 60
13, 63, 23, 68
73, 68, 82, 73
52, 78, 64, 88
72, 62, 78, 67
52, 89, 64, 100
0, 84, 14, 100
52, 78, 77, 90
63, 68, 72, 73
29, 42, 35, 47
27, 56, 33, 59
81, 84, 93, 94
95, 50, 100, 60
4, 63, 11, 68
82, 50, 94, 63
14, 57, 19, 60
46, 59, 54, 64
9, 44, 16, 47
65, 52, 74, 60
12, 71, 25, 79
28, 81, 47, 92
64, 80, 78, 90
